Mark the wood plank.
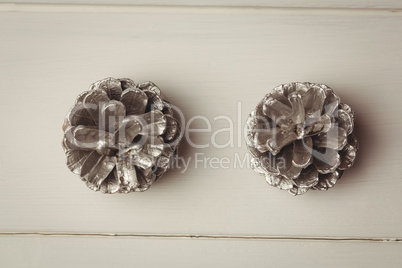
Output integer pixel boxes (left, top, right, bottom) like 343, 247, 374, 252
2, 0, 402, 9
1, 236, 401, 267
0, 10, 401, 238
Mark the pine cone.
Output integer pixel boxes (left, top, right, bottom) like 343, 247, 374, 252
246, 82, 358, 195
62, 77, 182, 193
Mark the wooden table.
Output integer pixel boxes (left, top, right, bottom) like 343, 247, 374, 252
1, 1, 401, 267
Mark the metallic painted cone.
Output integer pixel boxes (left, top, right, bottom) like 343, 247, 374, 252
246, 82, 358, 196
62, 77, 183, 193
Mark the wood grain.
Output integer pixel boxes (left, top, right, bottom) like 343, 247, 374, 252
1, 235, 401, 267
1, 10, 401, 237
0, 3, 402, 261
2, 0, 402, 9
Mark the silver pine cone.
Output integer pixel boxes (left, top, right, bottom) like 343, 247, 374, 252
246, 82, 358, 196
62, 77, 182, 193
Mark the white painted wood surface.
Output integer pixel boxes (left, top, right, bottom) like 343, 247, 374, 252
0, 2, 402, 267
2, 0, 402, 9
1, 235, 402, 267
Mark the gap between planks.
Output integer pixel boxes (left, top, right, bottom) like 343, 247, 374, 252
0, 232, 401, 242
0, 2, 402, 16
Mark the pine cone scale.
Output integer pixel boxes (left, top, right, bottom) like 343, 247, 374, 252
82, 90, 110, 125
66, 149, 90, 175
314, 126, 347, 151
302, 85, 326, 116
288, 92, 305, 126
293, 165, 319, 188
312, 148, 341, 175
120, 88, 148, 115
292, 137, 313, 168
278, 145, 303, 180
